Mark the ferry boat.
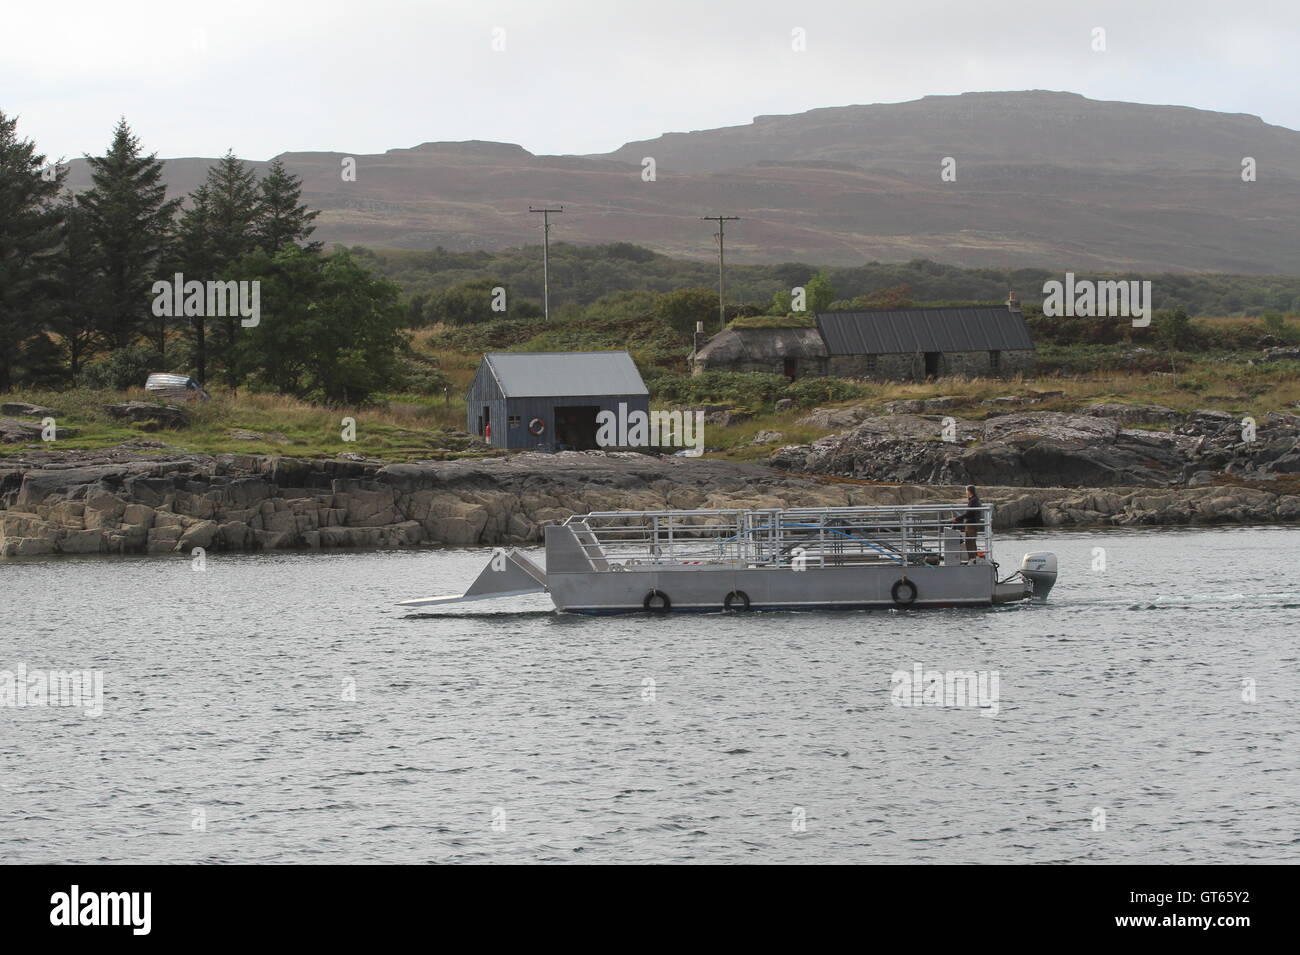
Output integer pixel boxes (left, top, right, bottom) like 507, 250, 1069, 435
398, 504, 1058, 614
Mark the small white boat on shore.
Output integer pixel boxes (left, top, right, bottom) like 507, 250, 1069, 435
399, 503, 1057, 614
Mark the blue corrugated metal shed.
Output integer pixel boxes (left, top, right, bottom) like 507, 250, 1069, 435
465, 351, 651, 450
816, 307, 1033, 354
482, 351, 649, 397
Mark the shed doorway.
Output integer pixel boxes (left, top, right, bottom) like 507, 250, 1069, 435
555, 405, 601, 450
924, 352, 941, 378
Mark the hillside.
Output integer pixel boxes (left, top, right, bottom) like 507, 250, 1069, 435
61, 91, 1300, 273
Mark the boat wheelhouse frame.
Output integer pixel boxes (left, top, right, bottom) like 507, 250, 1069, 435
561, 504, 993, 571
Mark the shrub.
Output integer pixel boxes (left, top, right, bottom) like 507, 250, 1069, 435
655, 287, 717, 340
782, 377, 872, 407
76, 345, 166, 391
651, 371, 788, 410
396, 352, 450, 394
13, 333, 66, 388
1155, 307, 1197, 350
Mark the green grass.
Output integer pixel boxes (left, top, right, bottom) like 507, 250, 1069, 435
697, 410, 834, 461
728, 314, 817, 328
7, 335, 1298, 464
698, 363, 1300, 461
1, 387, 494, 461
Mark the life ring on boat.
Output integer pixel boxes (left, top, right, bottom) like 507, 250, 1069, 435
723, 590, 751, 612
643, 589, 671, 613
891, 578, 918, 607
528, 417, 546, 435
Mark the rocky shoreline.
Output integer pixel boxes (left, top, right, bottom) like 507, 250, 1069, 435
771, 404, 1300, 487
2, 446, 1298, 556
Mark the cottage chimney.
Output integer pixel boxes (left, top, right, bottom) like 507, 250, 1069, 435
692, 320, 709, 356
1007, 290, 1020, 312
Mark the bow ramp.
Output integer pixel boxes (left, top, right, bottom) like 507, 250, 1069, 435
397, 548, 547, 607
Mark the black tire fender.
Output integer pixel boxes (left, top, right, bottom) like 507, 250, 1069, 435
891, 578, 918, 607
643, 590, 671, 613
723, 590, 751, 612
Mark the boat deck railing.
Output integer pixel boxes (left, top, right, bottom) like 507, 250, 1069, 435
562, 504, 993, 569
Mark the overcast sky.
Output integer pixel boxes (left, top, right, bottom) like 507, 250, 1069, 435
7, 0, 1297, 162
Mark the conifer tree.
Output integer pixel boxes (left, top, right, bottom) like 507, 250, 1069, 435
0, 111, 65, 390
48, 195, 101, 376
174, 183, 216, 382
255, 157, 320, 253
77, 118, 179, 354
206, 151, 261, 266
183, 152, 261, 384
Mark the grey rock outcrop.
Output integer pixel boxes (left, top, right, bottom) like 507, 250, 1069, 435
1250, 346, 1300, 364
0, 450, 875, 556
104, 402, 189, 429
0, 417, 76, 443
1, 402, 60, 417
2, 443, 1297, 557
770, 408, 1300, 487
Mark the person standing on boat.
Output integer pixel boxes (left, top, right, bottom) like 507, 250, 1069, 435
951, 485, 983, 562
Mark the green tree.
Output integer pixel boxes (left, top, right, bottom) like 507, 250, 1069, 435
584, 289, 657, 321
236, 246, 408, 404
426, 279, 505, 326
205, 152, 261, 383
806, 270, 836, 313
77, 118, 179, 355
771, 270, 837, 315
0, 110, 64, 390
769, 288, 793, 315
406, 291, 428, 326
255, 157, 320, 254
173, 183, 215, 382
204, 152, 260, 266
12, 328, 65, 387
1154, 306, 1195, 350
655, 286, 717, 338
173, 152, 264, 384
47, 195, 100, 376
848, 283, 913, 310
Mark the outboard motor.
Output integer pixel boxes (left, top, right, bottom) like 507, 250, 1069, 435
1020, 552, 1058, 601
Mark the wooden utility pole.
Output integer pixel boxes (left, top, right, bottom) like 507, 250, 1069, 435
529, 206, 563, 320
700, 215, 739, 330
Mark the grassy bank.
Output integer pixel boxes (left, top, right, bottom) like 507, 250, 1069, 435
700, 363, 1300, 461
7, 357, 1297, 466
1, 387, 494, 461
5, 314, 1298, 464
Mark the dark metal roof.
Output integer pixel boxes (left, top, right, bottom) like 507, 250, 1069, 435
482, 351, 648, 398
816, 307, 1034, 355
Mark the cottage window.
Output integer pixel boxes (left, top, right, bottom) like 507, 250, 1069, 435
508, 415, 521, 429
989, 350, 1001, 373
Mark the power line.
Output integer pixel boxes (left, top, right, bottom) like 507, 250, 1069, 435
700, 215, 740, 331
529, 206, 563, 320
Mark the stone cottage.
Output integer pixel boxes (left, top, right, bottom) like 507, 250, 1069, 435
692, 301, 1034, 381
690, 326, 828, 380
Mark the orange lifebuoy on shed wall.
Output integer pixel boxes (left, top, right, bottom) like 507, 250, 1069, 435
529, 418, 546, 435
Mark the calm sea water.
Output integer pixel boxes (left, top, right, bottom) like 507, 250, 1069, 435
2, 527, 1298, 864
